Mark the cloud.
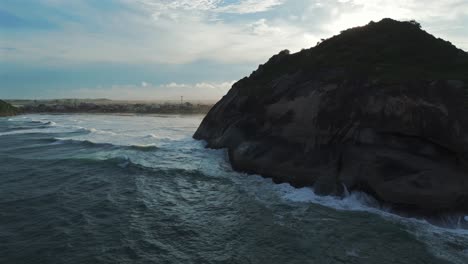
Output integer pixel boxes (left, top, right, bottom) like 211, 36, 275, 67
133, 0, 221, 20
135, 0, 222, 11
2, 0, 467, 68
322, 0, 468, 30
134, 0, 284, 14
0, 1, 317, 65
216, 0, 284, 14
313, 0, 468, 51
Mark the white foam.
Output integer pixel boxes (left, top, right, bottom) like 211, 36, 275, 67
145, 134, 158, 139
86, 128, 117, 135
0, 127, 69, 136
274, 179, 468, 264
117, 155, 130, 168
346, 248, 361, 258
30, 119, 55, 125
277, 183, 383, 212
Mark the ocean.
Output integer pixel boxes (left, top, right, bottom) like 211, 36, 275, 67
1, 114, 467, 264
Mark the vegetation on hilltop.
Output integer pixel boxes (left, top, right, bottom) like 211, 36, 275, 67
0, 100, 18, 116
239, 18, 468, 96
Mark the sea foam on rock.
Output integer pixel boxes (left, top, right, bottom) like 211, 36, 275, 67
194, 18, 468, 215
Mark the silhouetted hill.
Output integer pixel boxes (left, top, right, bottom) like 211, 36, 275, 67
241, 18, 468, 96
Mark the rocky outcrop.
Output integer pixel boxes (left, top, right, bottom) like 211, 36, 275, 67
0, 100, 18, 117
194, 19, 468, 215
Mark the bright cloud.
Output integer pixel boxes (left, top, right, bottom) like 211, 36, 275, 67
217, 0, 284, 14
134, 0, 284, 14
2, 0, 468, 66
323, 0, 468, 33
137, 0, 222, 11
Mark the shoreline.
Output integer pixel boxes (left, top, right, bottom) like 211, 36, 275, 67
12, 112, 208, 117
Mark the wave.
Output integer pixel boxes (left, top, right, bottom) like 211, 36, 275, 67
0, 126, 89, 137
128, 144, 159, 151
86, 128, 118, 136
0, 128, 58, 136
52, 138, 159, 152
51, 138, 115, 148
83, 155, 136, 169
0, 119, 62, 136
0, 122, 119, 138
144, 134, 158, 139
277, 183, 385, 212
268, 178, 468, 263
29, 120, 56, 126
144, 133, 176, 141
276, 182, 468, 228
2, 124, 159, 153
45, 121, 56, 126
7, 125, 51, 131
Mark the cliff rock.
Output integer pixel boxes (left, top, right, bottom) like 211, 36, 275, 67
194, 19, 468, 214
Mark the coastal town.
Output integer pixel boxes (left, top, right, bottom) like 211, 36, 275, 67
6, 99, 214, 115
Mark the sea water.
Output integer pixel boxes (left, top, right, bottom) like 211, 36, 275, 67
1, 114, 467, 264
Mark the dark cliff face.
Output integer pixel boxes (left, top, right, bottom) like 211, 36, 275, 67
0, 100, 18, 117
194, 19, 468, 214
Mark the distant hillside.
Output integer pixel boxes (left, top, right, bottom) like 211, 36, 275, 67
0, 100, 18, 116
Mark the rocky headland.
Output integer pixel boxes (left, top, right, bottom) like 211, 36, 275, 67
0, 100, 18, 117
194, 19, 468, 216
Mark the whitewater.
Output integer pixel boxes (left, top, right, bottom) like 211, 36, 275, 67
1, 114, 467, 264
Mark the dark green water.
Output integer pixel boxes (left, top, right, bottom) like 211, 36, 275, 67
1, 114, 467, 264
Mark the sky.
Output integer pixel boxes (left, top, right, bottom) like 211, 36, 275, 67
1, 0, 467, 100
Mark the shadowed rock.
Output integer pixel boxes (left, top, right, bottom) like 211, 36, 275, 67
194, 18, 468, 215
